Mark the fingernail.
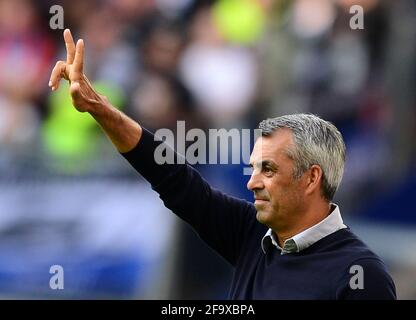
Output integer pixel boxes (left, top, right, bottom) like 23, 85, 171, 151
48, 81, 52, 87
51, 86, 55, 91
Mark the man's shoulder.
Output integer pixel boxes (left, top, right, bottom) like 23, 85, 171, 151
312, 227, 384, 261
313, 228, 396, 299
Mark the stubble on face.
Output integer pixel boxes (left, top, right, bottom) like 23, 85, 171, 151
249, 130, 306, 231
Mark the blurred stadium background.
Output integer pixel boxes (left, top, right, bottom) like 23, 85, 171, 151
0, 0, 415, 299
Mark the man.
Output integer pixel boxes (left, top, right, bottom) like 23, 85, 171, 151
49, 29, 396, 299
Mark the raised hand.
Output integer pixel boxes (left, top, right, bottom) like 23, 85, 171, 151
48, 29, 105, 113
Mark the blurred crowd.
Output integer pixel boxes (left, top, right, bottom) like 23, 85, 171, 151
1, 0, 415, 201
0, 0, 415, 298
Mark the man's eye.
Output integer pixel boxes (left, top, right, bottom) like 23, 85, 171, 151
263, 167, 273, 175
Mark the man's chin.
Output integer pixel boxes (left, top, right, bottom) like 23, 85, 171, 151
255, 209, 271, 225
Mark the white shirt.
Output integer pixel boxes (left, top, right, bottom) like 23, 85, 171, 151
261, 204, 347, 255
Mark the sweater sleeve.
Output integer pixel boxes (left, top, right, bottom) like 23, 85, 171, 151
336, 258, 397, 300
120, 128, 255, 266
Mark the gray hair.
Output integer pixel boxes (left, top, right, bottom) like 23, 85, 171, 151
259, 114, 346, 201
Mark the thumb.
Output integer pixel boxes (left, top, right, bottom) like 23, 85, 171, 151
69, 81, 87, 112
70, 81, 82, 100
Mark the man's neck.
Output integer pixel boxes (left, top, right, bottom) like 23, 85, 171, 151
275, 202, 332, 247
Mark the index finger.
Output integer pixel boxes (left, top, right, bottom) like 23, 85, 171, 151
72, 39, 84, 76
64, 29, 76, 64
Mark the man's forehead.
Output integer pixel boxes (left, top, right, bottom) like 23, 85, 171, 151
252, 129, 294, 156
249, 130, 294, 166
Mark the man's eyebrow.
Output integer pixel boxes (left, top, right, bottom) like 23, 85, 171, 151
261, 160, 278, 168
249, 160, 278, 168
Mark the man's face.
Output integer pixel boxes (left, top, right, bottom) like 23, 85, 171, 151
247, 129, 307, 231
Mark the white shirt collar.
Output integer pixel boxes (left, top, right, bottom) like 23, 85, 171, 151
261, 204, 347, 255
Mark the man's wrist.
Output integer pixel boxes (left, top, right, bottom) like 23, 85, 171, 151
88, 94, 113, 117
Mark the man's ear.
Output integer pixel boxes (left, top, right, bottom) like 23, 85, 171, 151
305, 165, 323, 196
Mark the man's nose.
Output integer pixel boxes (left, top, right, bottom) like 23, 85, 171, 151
247, 171, 264, 191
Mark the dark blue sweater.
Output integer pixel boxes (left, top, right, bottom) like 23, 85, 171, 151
121, 128, 396, 300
